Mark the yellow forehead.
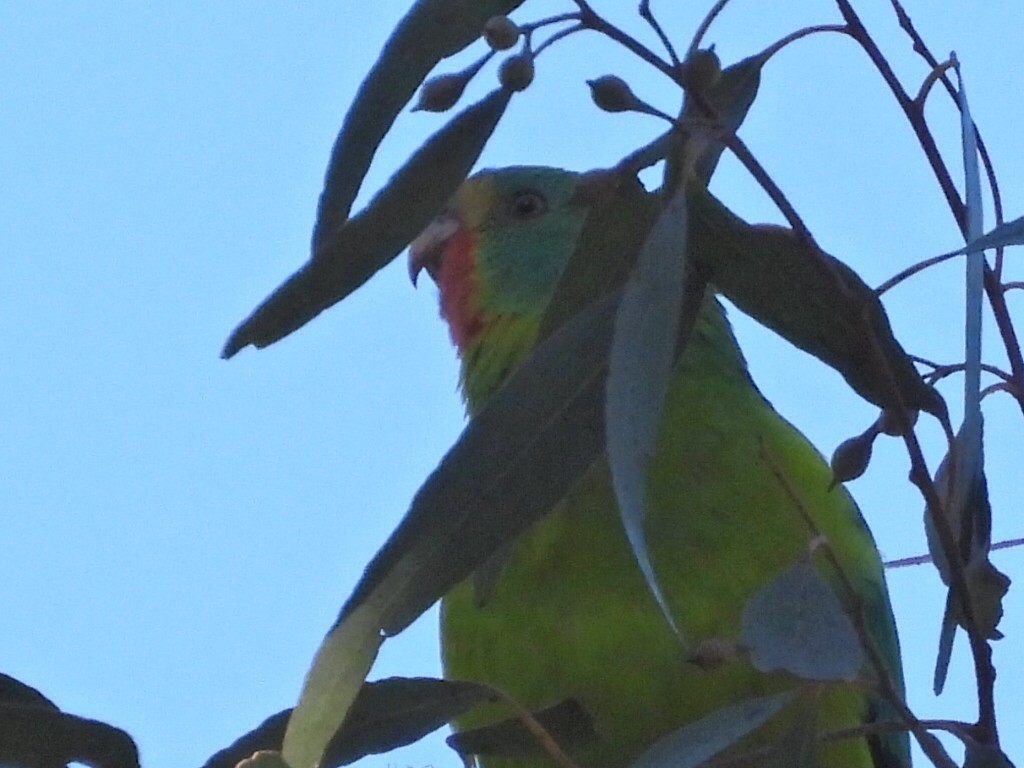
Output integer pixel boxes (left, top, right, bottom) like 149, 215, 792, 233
451, 173, 497, 230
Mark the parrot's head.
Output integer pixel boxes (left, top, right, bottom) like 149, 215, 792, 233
409, 166, 589, 411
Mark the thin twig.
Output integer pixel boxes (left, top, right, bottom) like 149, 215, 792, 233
913, 59, 956, 107
479, 683, 583, 768
687, 0, 731, 57
571, 0, 677, 80
521, 12, 582, 34
759, 24, 848, 61
533, 24, 586, 58
875, 251, 962, 296
886, 536, 1024, 569
910, 357, 1015, 387
981, 381, 1018, 401
639, 0, 680, 68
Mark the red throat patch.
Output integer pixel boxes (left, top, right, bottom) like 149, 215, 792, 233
438, 227, 483, 349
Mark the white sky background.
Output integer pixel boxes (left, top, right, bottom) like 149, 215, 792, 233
1, 2, 1022, 767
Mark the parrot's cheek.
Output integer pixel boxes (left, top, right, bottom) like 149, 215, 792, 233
437, 228, 482, 349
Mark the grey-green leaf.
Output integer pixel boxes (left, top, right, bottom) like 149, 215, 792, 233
203, 678, 492, 768
283, 596, 386, 768
606, 189, 689, 634
741, 562, 863, 681
687, 52, 765, 183
926, 418, 1010, 693
339, 289, 620, 637
447, 698, 596, 759
538, 171, 659, 341
311, 0, 525, 248
629, 693, 790, 768
222, 88, 510, 358
966, 215, 1024, 251
687, 186, 945, 418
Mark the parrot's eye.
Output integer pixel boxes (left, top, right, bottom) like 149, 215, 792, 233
507, 189, 548, 221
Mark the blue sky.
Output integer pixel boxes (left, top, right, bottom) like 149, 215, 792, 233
2, 2, 1021, 767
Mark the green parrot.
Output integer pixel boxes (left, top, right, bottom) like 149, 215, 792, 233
408, 166, 910, 768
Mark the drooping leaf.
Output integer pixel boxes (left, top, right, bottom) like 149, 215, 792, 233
926, 418, 1010, 693
629, 693, 790, 768
956, 57, 985, 489
223, 88, 511, 358
338, 290, 621, 637
964, 741, 1016, 768
932, 589, 958, 696
687, 186, 944, 418
741, 562, 863, 681
965, 215, 1024, 251
686, 51, 766, 183
311, 0, 525, 248
447, 698, 597, 759
282, 596, 385, 768
929, 64, 987, 688
537, 170, 659, 341
0, 673, 58, 711
203, 678, 491, 768
0, 704, 139, 768
606, 188, 690, 634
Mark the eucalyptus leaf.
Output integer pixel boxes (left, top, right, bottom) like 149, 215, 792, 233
687, 51, 766, 183
0, 704, 140, 768
283, 595, 386, 768
0, 673, 58, 711
203, 678, 491, 768
740, 562, 863, 681
606, 189, 689, 634
926, 418, 1010, 693
311, 0, 525, 248
687, 186, 944, 418
964, 215, 1024, 252
629, 693, 790, 768
339, 289, 620, 638
223, 88, 511, 358
538, 171, 659, 341
447, 698, 596, 759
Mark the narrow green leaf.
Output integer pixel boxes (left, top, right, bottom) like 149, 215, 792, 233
0, 704, 140, 768
740, 562, 863, 681
629, 693, 790, 768
538, 171, 659, 341
339, 290, 620, 637
932, 590, 957, 696
687, 186, 944, 418
311, 0, 525, 247
928, 213, 1024, 262
447, 698, 596, 759
964, 741, 1015, 768
223, 88, 511, 358
926, 418, 1010, 693
606, 189, 689, 634
0, 673, 58, 710
205, 678, 491, 768
282, 597, 385, 768
965, 215, 1024, 251
688, 52, 765, 183
955, 57, 985, 488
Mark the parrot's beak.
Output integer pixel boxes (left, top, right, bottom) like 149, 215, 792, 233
408, 213, 459, 287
